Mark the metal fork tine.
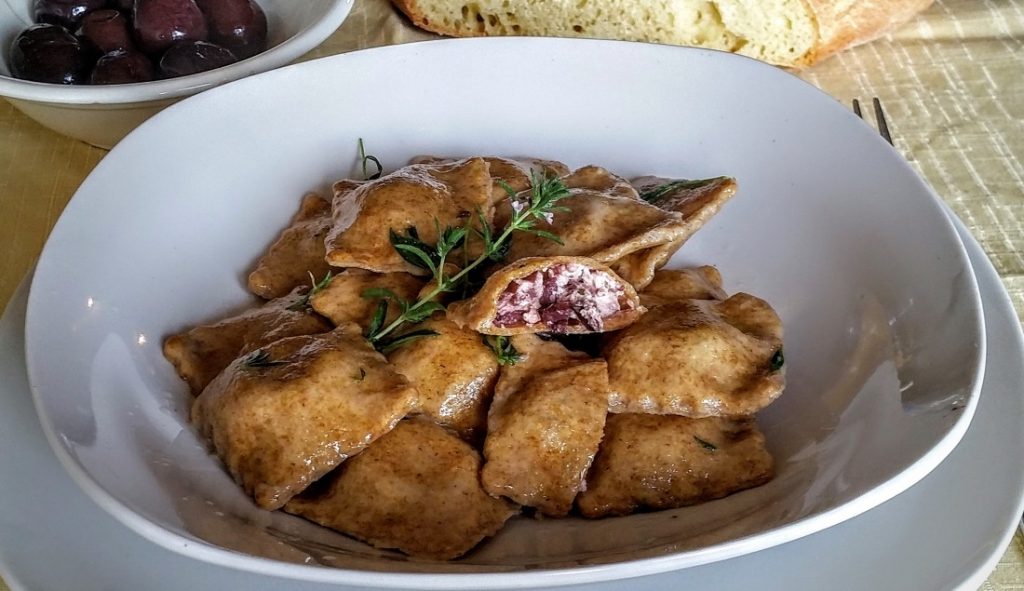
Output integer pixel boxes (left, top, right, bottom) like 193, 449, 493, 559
851, 98, 895, 148
873, 98, 894, 146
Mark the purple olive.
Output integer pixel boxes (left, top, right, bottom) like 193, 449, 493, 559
77, 9, 133, 53
194, 0, 267, 60
132, 0, 207, 54
10, 23, 91, 84
109, 0, 133, 10
33, 0, 107, 29
158, 40, 236, 78
90, 49, 154, 83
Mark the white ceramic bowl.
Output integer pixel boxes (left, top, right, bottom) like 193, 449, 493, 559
25, 39, 985, 589
0, 0, 353, 148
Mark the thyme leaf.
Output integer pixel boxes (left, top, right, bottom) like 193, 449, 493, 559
473, 208, 509, 262
357, 138, 383, 180
242, 349, 288, 369
482, 335, 522, 366
694, 436, 718, 452
286, 271, 335, 311
389, 224, 468, 290
404, 300, 445, 323
362, 288, 408, 345
366, 298, 388, 337
378, 329, 439, 354
639, 177, 724, 204
523, 228, 564, 245
770, 348, 785, 371
389, 227, 437, 273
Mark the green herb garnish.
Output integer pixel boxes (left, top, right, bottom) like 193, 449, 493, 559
242, 349, 288, 369
357, 138, 383, 180
483, 335, 522, 366
639, 177, 724, 204
770, 348, 785, 371
378, 329, 440, 354
388, 222, 468, 291
286, 270, 334, 311
362, 170, 570, 352
694, 436, 718, 452
361, 288, 441, 353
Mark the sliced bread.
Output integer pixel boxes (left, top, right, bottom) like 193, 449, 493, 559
390, 0, 934, 67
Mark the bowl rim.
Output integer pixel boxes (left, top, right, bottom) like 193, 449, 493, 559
0, 0, 354, 105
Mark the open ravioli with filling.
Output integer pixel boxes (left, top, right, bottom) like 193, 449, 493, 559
448, 256, 644, 335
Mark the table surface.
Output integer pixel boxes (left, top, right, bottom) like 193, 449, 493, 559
1, 0, 1022, 589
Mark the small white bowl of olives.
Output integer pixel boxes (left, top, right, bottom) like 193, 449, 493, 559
0, 0, 353, 148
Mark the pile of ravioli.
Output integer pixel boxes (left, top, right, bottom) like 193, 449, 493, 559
163, 155, 786, 561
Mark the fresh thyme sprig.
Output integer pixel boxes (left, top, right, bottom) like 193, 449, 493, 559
482, 335, 522, 366
364, 170, 571, 350
242, 349, 288, 369
357, 138, 383, 180
286, 271, 334, 311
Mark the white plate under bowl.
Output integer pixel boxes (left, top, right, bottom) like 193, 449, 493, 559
2, 211, 1019, 591
24, 38, 985, 588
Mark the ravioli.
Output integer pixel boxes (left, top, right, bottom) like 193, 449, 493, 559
604, 293, 785, 417
412, 155, 571, 233
166, 153, 785, 560
562, 165, 640, 199
309, 268, 424, 332
447, 256, 644, 335
611, 177, 738, 288
284, 419, 517, 560
631, 176, 738, 222
162, 286, 331, 395
505, 167, 690, 268
640, 266, 727, 306
191, 326, 417, 510
247, 192, 334, 300
324, 157, 494, 274
411, 154, 570, 196
388, 316, 500, 441
481, 335, 608, 516
577, 413, 774, 518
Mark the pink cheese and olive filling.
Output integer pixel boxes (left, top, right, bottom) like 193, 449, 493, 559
493, 263, 630, 332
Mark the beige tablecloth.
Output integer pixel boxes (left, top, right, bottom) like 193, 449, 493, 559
0, 0, 1021, 588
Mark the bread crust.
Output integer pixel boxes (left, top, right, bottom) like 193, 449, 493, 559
389, 0, 934, 68
805, 0, 935, 64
